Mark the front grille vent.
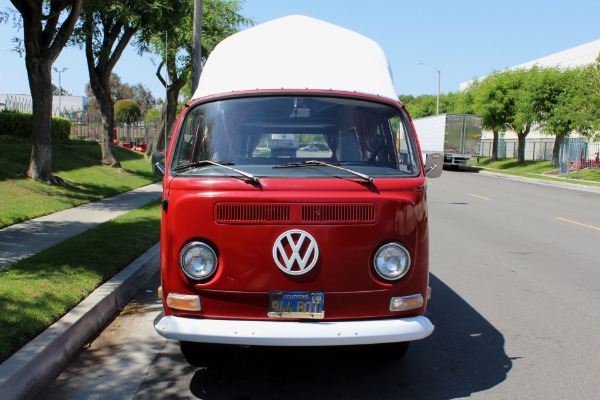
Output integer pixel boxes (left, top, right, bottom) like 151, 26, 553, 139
215, 203, 376, 224
302, 204, 376, 223
215, 204, 290, 223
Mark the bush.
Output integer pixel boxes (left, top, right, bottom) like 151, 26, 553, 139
52, 116, 71, 140
0, 110, 71, 140
114, 100, 141, 124
143, 108, 161, 127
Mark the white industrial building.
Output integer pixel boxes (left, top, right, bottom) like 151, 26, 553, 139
460, 38, 600, 92
0, 93, 88, 117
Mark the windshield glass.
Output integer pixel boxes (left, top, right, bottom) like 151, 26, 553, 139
171, 96, 420, 178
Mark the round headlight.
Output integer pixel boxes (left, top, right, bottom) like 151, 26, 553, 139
180, 241, 218, 280
374, 243, 411, 281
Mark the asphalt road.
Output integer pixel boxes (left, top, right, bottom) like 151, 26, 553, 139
38, 170, 600, 400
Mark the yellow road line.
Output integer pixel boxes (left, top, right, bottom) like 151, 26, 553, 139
557, 217, 600, 231
468, 193, 491, 201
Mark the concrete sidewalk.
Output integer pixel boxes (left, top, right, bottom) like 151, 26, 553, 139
0, 182, 163, 400
0, 182, 163, 269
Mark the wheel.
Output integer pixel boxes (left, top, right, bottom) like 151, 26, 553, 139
375, 341, 410, 359
179, 341, 217, 367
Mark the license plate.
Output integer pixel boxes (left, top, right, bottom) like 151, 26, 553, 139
268, 291, 325, 319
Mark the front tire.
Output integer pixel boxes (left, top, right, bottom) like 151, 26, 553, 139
179, 341, 217, 367
376, 341, 410, 359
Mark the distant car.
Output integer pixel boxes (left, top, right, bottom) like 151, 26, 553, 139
300, 144, 319, 151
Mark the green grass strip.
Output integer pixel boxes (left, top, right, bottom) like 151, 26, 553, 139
474, 158, 600, 186
0, 200, 161, 363
0, 142, 160, 228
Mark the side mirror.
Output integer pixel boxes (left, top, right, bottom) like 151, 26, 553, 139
152, 151, 165, 176
424, 153, 443, 178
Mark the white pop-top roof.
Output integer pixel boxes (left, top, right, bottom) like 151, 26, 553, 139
192, 15, 398, 101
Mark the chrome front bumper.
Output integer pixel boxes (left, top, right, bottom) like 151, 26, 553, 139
154, 313, 434, 346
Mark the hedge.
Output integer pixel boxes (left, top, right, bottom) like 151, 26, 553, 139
0, 110, 71, 141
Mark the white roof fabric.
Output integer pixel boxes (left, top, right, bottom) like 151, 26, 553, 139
192, 15, 398, 101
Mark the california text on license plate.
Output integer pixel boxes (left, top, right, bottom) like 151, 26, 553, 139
268, 291, 325, 319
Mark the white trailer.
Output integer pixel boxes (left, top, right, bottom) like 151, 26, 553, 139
413, 113, 482, 167
268, 133, 300, 158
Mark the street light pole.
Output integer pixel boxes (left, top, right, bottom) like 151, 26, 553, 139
417, 61, 441, 115
53, 67, 68, 116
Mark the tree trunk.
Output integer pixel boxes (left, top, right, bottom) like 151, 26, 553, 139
88, 70, 121, 167
148, 103, 168, 155
146, 60, 187, 156
14, 0, 83, 184
491, 130, 499, 162
517, 133, 526, 165
83, 13, 138, 169
515, 124, 531, 165
147, 83, 184, 155
552, 136, 562, 167
98, 92, 119, 167
26, 56, 55, 182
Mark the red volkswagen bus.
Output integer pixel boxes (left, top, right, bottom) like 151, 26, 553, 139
153, 15, 442, 364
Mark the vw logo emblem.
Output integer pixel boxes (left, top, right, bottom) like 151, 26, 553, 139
273, 230, 319, 275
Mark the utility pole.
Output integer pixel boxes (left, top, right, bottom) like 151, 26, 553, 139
192, 0, 203, 95
417, 61, 441, 115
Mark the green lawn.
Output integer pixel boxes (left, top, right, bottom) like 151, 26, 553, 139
0, 142, 160, 228
0, 200, 161, 363
0, 140, 162, 363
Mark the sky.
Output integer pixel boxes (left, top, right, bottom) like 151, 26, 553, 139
1, 0, 600, 101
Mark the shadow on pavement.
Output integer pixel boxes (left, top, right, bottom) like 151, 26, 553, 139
137, 273, 511, 400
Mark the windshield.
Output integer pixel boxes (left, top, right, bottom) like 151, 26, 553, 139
171, 96, 420, 178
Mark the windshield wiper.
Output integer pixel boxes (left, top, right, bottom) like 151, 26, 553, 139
274, 160, 373, 183
173, 160, 234, 171
173, 160, 259, 182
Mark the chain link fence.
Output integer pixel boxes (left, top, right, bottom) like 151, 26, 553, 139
558, 138, 600, 174
67, 110, 158, 151
481, 137, 600, 174
1, 94, 158, 151
480, 138, 555, 161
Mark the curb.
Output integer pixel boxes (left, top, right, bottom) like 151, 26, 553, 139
477, 170, 600, 193
0, 243, 160, 400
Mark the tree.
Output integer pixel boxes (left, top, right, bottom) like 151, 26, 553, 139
500, 68, 539, 165
77, 0, 172, 167
470, 68, 543, 164
85, 73, 156, 116
445, 90, 475, 115
581, 55, 600, 141
9, 0, 83, 184
469, 73, 510, 162
52, 84, 71, 96
529, 67, 580, 165
114, 99, 141, 124
401, 95, 438, 119
144, 108, 161, 127
130, 83, 156, 115
141, 0, 252, 155
109, 73, 134, 101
